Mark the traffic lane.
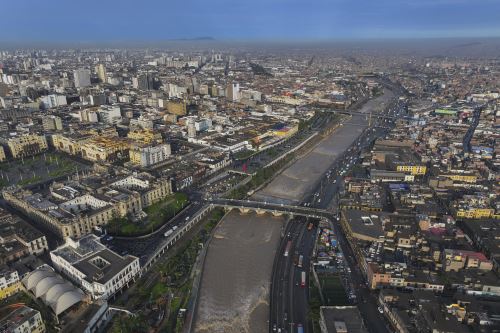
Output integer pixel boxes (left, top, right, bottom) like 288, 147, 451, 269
107, 203, 205, 258
293, 224, 317, 332
271, 219, 303, 333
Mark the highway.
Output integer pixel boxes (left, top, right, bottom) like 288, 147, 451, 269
269, 216, 317, 333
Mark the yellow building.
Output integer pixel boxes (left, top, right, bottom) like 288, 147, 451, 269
443, 174, 477, 183
127, 129, 162, 144
166, 100, 187, 116
6, 134, 48, 159
80, 137, 131, 162
456, 208, 494, 219
51, 133, 91, 155
0, 269, 21, 300
396, 165, 427, 176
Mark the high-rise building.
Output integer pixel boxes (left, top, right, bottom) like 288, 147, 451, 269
96, 63, 107, 83
187, 118, 196, 138
226, 82, 240, 102
133, 73, 154, 90
73, 69, 91, 88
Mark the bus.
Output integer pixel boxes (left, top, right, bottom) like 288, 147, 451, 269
297, 324, 304, 333
300, 271, 306, 288
284, 240, 292, 257
298, 255, 304, 268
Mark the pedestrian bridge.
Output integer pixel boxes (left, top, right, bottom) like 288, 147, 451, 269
210, 198, 334, 220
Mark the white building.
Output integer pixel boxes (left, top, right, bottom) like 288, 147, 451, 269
195, 118, 212, 132
97, 105, 121, 124
50, 235, 140, 300
40, 94, 67, 109
227, 82, 240, 101
130, 143, 171, 167
74, 69, 91, 88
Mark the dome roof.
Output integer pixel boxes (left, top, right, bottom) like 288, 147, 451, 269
22, 267, 85, 316
34, 276, 65, 298
24, 267, 55, 291
52, 290, 85, 315
43, 282, 74, 305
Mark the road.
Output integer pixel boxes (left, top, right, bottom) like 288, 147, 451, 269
269, 217, 317, 333
106, 202, 205, 264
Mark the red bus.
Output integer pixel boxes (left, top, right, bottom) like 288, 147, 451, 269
300, 271, 306, 288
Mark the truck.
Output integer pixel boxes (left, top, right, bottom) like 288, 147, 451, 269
164, 229, 173, 237
284, 240, 292, 257
300, 271, 306, 288
297, 324, 304, 333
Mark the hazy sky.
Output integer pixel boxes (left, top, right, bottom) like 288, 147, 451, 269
1, 0, 500, 41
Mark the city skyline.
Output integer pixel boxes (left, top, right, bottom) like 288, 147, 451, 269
2, 0, 500, 42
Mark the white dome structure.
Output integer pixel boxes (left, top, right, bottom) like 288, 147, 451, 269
22, 267, 85, 316
51, 290, 85, 315
24, 267, 54, 290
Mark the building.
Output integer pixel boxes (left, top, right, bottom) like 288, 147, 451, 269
187, 118, 196, 138
22, 266, 85, 317
0, 305, 45, 333
4, 134, 48, 159
50, 235, 140, 300
0, 209, 48, 256
127, 128, 162, 144
40, 94, 67, 109
0, 267, 21, 300
80, 136, 130, 162
133, 73, 154, 90
74, 69, 91, 88
95, 64, 107, 83
51, 132, 93, 156
97, 105, 122, 125
319, 306, 368, 333
195, 118, 213, 132
42, 116, 63, 131
0, 146, 5, 162
129, 143, 171, 167
226, 82, 240, 102
166, 99, 187, 116
2, 173, 172, 239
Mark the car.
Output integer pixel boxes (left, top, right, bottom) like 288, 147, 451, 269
378, 306, 384, 314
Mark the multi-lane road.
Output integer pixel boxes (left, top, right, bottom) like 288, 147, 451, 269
270, 216, 317, 333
